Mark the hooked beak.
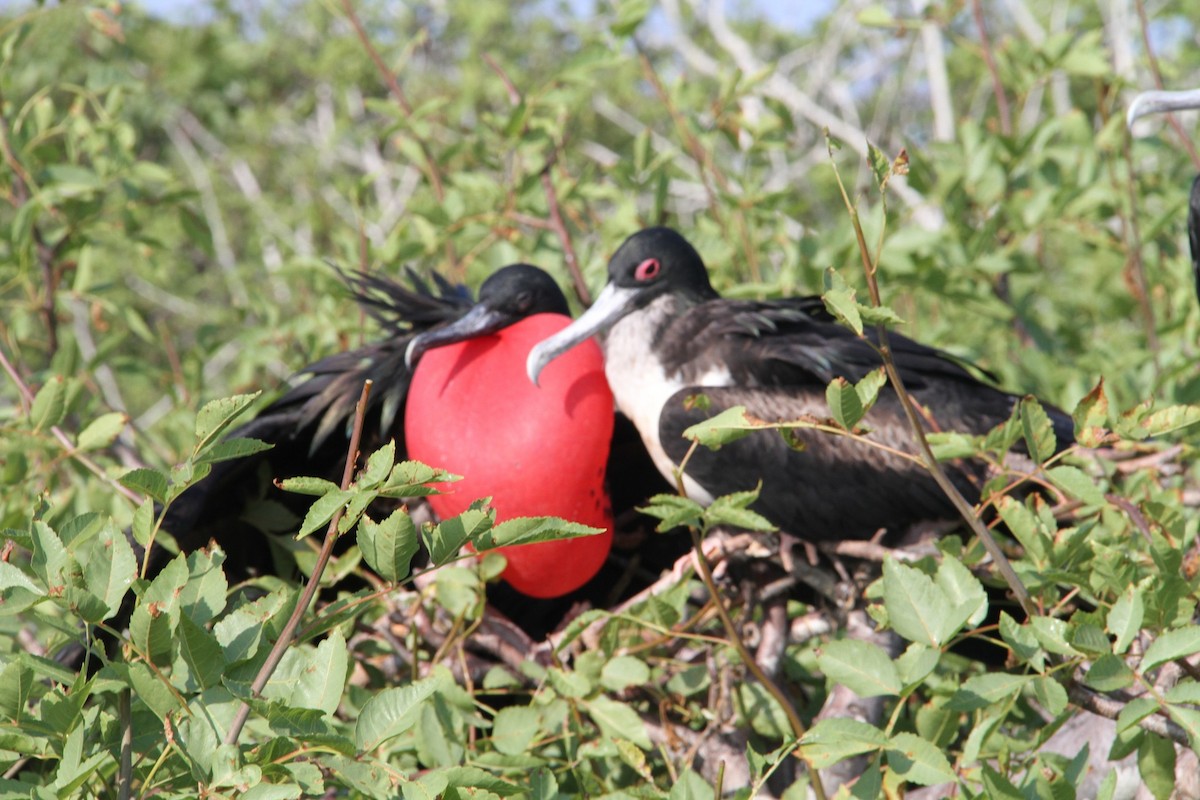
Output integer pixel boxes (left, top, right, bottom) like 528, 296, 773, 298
526, 283, 641, 386
405, 303, 516, 370
1127, 88, 1200, 129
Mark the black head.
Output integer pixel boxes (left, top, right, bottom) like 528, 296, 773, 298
606, 227, 717, 304
406, 263, 568, 368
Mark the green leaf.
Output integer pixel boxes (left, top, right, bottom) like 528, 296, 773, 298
948, 673, 1030, 712
882, 559, 951, 647
176, 613, 226, 690
600, 655, 651, 692
425, 505, 493, 565
817, 639, 901, 697
1071, 380, 1110, 447
1046, 465, 1106, 506
704, 489, 774, 532
30, 376, 67, 432
822, 270, 862, 335
297, 489, 352, 538
355, 674, 443, 752
1108, 586, 1145, 655
1033, 676, 1069, 716
76, 411, 127, 451
799, 718, 887, 769
1020, 397, 1056, 464
1137, 732, 1176, 800
359, 440, 396, 488
682, 405, 754, 448
826, 377, 864, 429
120, 467, 169, 504
81, 521, 136, 619
935, 555, 988, 633
885, 731, 957, 786
895, 643, 939, 687
492, 705, 541, 756
999, 612, 1044, 669
196, 437, 273, 465
194, 392, 261, 447
585, 695, 652, 750
1142, 626, 1200, 672
639, 493, 705, 533
357, 509, 420, 583
278, 476, 341, 497
1085, 654, 1135, 692
475, 516, 603, 549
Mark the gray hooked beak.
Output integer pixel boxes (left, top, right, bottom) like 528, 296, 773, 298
405, 303, 514, 370
526, 283, 640, 386
1127, 88, 1200, 129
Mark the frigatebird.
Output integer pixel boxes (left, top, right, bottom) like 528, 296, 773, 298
159, 264, 615, 596
527, 227, 1075, 539
1126, 88, 1200, 304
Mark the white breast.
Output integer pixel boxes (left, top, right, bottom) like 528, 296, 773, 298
602, 299, 733, 505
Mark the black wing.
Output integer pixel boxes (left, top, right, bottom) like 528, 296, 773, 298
657, 297, 1072, 539
160, 268, 474, 576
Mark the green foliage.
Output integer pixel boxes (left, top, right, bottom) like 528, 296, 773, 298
2, 0, 1200, 797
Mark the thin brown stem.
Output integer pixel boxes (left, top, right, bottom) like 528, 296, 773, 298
482, 53, 591, 306
1133, 0, 1200, 169
970, 0, 1011, 136
0, 343, 143, 505
224, 379, 373, 746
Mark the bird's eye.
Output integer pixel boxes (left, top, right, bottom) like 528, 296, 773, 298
634, 258, 661, 282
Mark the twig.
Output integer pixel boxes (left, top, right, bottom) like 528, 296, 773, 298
224, 379, 373, 746
1133, 0, 1200, 168
970, 0, 1011, 136
0, 343, 144, 505
340, 0, 457, 272
481, 54, 592, 306
1067, 684, 1190, 746
828, 142, 1035, 619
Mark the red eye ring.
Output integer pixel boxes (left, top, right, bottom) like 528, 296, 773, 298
634, 258, 661, 282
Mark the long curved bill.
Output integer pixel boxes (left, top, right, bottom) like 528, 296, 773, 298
1127, 88, 1200, 129
405, 303, 515, 369
526, 282, 641, 386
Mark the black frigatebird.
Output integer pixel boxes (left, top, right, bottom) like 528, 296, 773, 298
160, 264, 615, 596
1127, 88, 1200, 304
527, 227, 1075, 539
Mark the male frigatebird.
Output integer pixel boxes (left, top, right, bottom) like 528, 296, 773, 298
160, 264, 614, 596
527, 227, 1075, 539
1127, 88, 1200, 304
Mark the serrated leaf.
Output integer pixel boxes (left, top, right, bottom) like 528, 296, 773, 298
882, 559, 951, 647
297, 489, 352, 537
585, 695, 651, 750
886, 731, 957, 786
999, 612, 1044, 669
76, 412, 127, 451
949, 673, 1031, 711
30, 376, 67, 432
492, 705, 541, 756
895, 643, 939, 687
1020, 397, 1056, 464
818, 639, 901, 697
682, 405, 754, 448
1138, 731, 1176, 800
82, 521, 136, 619
1142, 626, 1200, 673
197, 437, 273, 465
639, 493, 705, 532
799, 718, 887, 769
425, 505, 493, 565
176, 613, 226, 690
1047, 465, 1106, 506
705, 489, 774, 532
826, 377, 864, 429
120, 467, 169, 504
278, 476, 341, 497
601, 655, 651, 692
822, 281, 862, 335
357, 509, 419, 583
1086, 654, 1135, 692
355, 675, 443, 752
936, 555, 988, 632
194, 393, 261, 446
475, 516, 602, 549
1072, 380, 1110, 447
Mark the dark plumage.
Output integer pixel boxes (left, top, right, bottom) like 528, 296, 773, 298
159, 264, 570, 579
529, 226, 1074, 540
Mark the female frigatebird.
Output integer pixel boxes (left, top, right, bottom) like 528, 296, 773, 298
161, 264, 614, 597
527, 227, 1075, 539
